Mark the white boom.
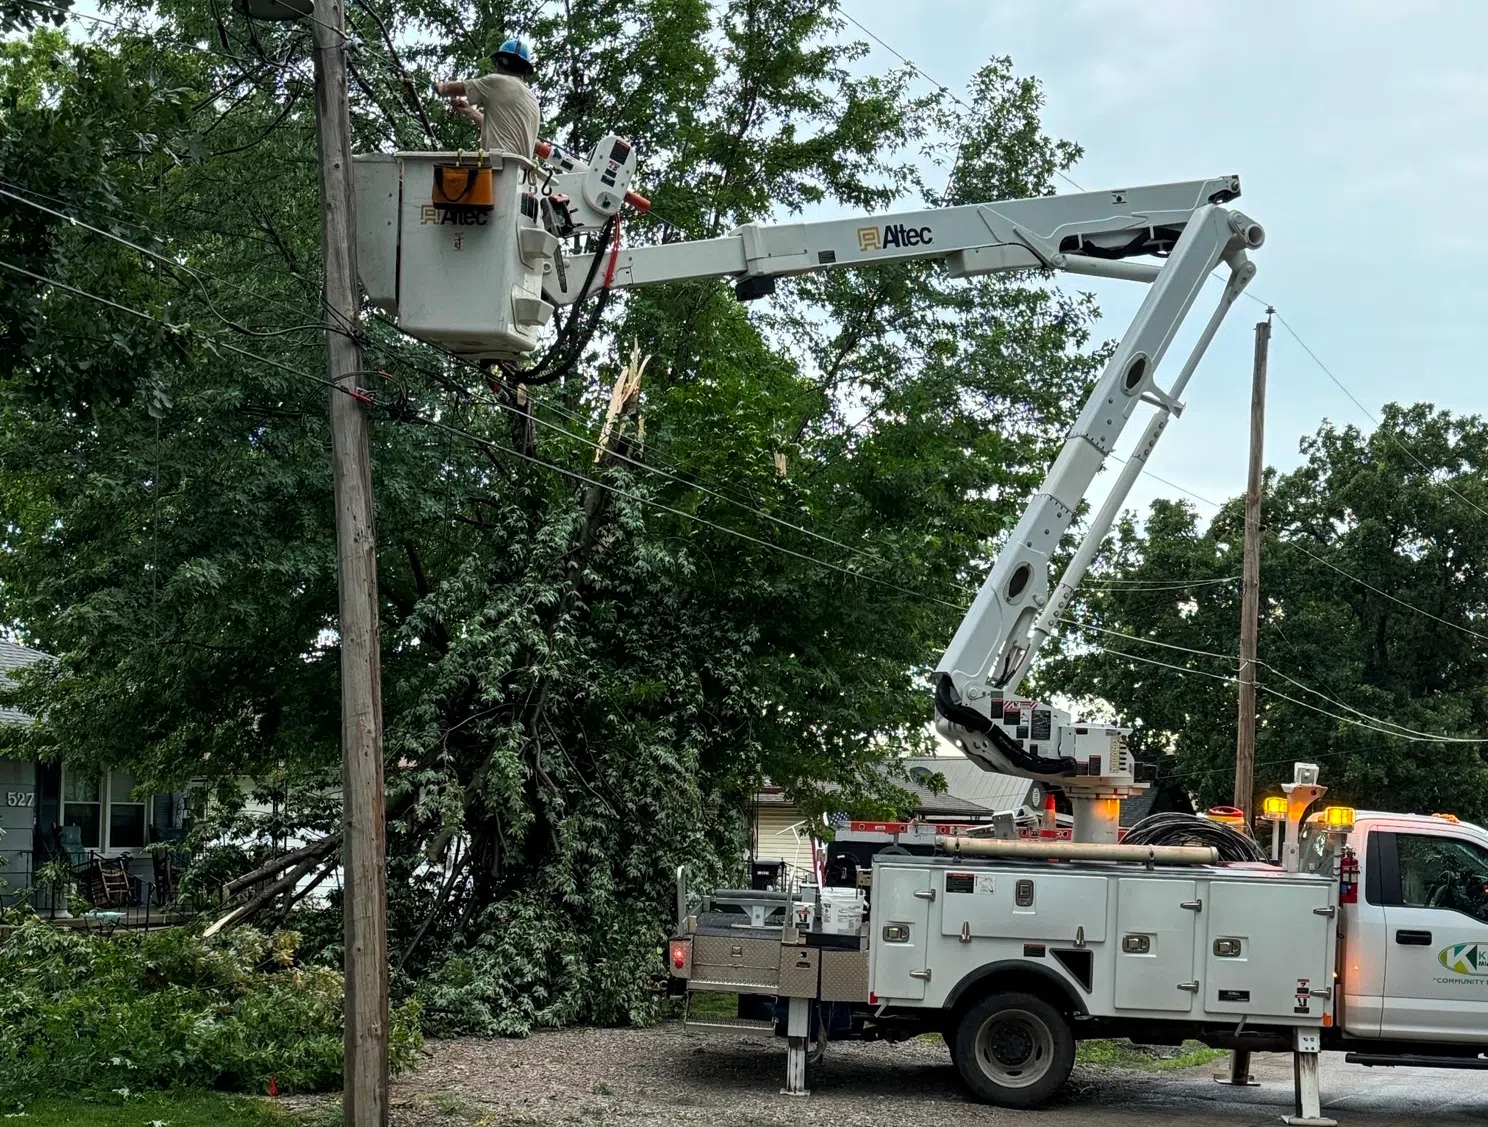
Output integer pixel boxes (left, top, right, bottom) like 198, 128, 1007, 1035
353, 136, 1263, 841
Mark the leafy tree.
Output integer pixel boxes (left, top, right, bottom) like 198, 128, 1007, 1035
1053, 404, 1488, 820
0, 5, 1098, 1030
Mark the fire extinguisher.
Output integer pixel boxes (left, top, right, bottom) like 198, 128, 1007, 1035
1339, 846, 1359, 904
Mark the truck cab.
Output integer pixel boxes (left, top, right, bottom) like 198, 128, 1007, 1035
1337, 813, 1488, 1045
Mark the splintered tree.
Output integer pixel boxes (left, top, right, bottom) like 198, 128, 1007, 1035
0, 4, 1101, 1031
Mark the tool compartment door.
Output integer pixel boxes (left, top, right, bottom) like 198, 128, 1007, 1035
1114, 878, 1198, 1012
869, 865, 933, 1001
1205, 879, 1332, 1019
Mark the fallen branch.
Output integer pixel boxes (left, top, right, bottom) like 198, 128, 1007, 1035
222, 834, 341, 899
204, 849, 329, 938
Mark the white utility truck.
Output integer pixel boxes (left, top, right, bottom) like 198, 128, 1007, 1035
352, 138, 1488, 1123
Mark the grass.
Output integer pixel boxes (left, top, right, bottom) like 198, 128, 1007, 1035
0, 1091, 297, 1127
1077, 1038, 1226, 1071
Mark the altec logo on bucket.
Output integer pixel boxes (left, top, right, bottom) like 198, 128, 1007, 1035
1439, 942, 1488, 976
857, 223, 934, 252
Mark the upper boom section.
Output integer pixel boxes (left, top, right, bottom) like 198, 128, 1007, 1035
548, 174, 1243, 304
351, 138, 1243, 360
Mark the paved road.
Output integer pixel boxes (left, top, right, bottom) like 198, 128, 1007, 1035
364, 1028, 1487, 1126
1065, 1051, 1486, 1125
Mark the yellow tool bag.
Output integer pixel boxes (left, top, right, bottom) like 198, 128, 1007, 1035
431, 151, 494, 213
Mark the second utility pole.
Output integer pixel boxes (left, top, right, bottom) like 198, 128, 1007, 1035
1233, 311, 1272, 819
1220, 309, 1272, 1093
311, 4, 389, 1125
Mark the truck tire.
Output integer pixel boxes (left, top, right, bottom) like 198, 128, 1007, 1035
951, 991, 1074, 1108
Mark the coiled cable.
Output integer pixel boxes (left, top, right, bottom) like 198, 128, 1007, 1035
1123, 811, 1267, 863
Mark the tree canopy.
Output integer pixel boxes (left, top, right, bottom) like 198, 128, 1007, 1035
0, 3, 1099, 1030
1053, 403, 1488, 822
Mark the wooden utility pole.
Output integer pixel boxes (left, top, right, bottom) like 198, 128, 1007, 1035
311, 4, 388, 1124
1234, 312, 1273, 819
1219, 310, 1273, 1093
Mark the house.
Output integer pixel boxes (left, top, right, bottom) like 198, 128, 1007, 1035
750, 754, 1193, 877
750, 756, 1048, 882
0, 640, 184, 907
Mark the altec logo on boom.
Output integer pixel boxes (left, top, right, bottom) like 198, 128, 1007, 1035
857, 223, 934, 252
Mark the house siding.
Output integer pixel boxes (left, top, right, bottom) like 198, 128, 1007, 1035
0, 759, 37, 890
753, 805, 818, 879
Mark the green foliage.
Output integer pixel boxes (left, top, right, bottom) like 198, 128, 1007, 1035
1075, 1039, 1225, 1072
0, 920, 421, 1097
1051, 404, 1488, 817
0, 4, 1098, 1035
0, 1091, 292, 1127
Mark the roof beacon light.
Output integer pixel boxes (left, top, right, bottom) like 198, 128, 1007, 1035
1433, 812, 1461, 824
1323, 806, 1355, 831
1261, 796, 1288, 821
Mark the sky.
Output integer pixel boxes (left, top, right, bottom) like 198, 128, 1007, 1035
47, 0, 1488, 525
843, 0, 1488, 521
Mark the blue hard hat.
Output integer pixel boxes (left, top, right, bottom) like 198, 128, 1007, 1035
491, 36, 535, 74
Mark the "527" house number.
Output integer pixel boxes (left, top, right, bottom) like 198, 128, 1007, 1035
4, 792, 34, 807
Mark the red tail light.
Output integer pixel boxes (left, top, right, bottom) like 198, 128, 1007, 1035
669, 939, 688, 971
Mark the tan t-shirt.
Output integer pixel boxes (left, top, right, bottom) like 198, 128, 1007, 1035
465, 72, 540, 159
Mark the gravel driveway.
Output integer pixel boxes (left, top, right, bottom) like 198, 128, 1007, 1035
302, 1026, 1488, 1126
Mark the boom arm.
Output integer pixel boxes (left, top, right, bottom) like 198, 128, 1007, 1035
359, 140, 1262, 833
933, 205, 1260, 812
543, 169, 1246, 303
536, 145, 1264, 820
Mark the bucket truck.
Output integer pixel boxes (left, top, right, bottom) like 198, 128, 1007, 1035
353, 141, 1488, 1123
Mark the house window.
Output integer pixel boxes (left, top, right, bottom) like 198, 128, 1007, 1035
108, 771, 147, 849
62, 773, 102, 850
59, 770, 152, 852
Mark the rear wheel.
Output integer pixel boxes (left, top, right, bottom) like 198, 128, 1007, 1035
951, 991, 1074, 1108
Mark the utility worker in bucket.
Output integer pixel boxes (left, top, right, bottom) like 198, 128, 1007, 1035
434, 36, 541, 159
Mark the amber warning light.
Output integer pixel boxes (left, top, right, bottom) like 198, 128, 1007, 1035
1323, 806, 1356, 831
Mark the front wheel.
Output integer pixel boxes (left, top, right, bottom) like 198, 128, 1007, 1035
951, 991, 1074, 1108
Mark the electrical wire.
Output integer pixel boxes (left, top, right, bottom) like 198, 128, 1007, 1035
23, 182, 1480, 745
4, 175, 909, 582
837, 7, 1085, 195
1086, 576, 1239, 592
16, 154, 1488, 742
0, 255, 964, 611
1060, 627, 1488, 746
1104, 446, 1488, 646
0, 258, 355, 399
0, 185, 351, 342
411, 415, 966, 609
1274, 311, 1488, 526
1283, 535, 1488, 644
13, 250, 1488, 754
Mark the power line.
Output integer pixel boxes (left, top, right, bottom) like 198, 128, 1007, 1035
4, 176, 937, 587
1087, 575, 1239, 592
12, 252, 1486, 752
0, 258, 354, 399
1105, 440, 1488, 644
836, 7, 1085, 195
415, 414, 965, 609
19, 0, 122, 27
1282, 537, 1488, 644
1066, 615, 1488, 744
1066, 632, 1488, 747
0, 255, 965, 611
1273, 311, 1488, 525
